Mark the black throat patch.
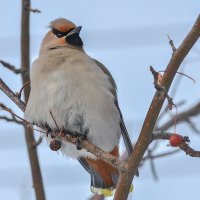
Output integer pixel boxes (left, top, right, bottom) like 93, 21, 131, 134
65, 33, 83, 47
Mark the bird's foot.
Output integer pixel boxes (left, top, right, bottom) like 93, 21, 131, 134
72, 132, 87, 150
57, 129, 88, 150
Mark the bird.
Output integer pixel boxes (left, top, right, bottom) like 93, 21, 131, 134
25, 18, 136, 197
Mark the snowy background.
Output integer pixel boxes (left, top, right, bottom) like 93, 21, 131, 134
0, 1, 200, 200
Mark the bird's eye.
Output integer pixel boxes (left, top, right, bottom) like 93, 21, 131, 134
52, 29, 65, 38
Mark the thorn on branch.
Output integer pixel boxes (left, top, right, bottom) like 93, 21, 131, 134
167, 34, 177, 53
0, 60, 26, 75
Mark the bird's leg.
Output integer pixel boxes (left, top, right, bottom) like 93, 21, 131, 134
41, 123, 53, 137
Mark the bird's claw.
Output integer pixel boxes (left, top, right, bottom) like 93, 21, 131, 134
73, 133, 87, 150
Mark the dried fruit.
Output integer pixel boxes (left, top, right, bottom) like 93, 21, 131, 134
170, 134, 184, 147
50, 139, 61, 151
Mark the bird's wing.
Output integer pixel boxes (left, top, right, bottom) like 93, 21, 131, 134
93, 59, 133, 156
94, 59, 139, 176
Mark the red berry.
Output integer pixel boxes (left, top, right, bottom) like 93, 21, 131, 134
170, 134, 184, 147
50, 139, 61, 151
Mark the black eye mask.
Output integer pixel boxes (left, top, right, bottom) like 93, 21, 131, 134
52, 28, 74, 38
52, 28, 83, 47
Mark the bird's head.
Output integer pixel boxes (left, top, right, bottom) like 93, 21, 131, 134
40, 18, 83, 54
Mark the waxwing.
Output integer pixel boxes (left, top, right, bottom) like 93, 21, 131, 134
25, 18, 136, 197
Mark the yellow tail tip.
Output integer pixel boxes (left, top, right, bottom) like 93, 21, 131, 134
90, 183, 134, 197
90, 186, 114, 197
130, 183, 134, 193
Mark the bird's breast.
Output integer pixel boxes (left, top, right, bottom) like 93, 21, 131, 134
25, 51, 121, 152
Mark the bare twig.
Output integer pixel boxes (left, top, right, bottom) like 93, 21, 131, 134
0, 78, 26, 111
152, 131, 200, 157
140, 148, 180, 181
150, 66, 175, 110
152, 131, 190, 142
156, 100, 185, 127
158, 101, 200, 131
179, 143, 200, 157
16, 81, 31, 99
0, 115, 24, 126
149, 156, 159, 181
167, 34, 177, 53
185, 118, 200, 134
142, 149, 180, 162
49, 111, 59, 129
146, 149, 159, 181
115, 15, 200, 200
0, 60, 26, 74
0, 103, 46, 133
61, 134, 128, 173
156, 59, 188, 125
28, 8, 41, 13
0, 103, 28, 123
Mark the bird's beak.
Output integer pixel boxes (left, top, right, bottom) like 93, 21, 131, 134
66, 26, 82, 37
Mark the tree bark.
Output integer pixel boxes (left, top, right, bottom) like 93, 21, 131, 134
21, 0, 45, 199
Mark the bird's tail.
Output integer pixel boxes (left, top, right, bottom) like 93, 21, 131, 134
78, 146, 133, 197
86, 157, 119, 197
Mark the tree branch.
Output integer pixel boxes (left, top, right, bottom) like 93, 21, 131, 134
0, 114, 25, 125
0, 60, 26, 74
152, 131, 190, 142
158, 101, 200, 131
142, 149, 180, 162
0, 78, 26, 111
152, 131, 200, 157
20, 0, 45, 199
114, 15, 200, 200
